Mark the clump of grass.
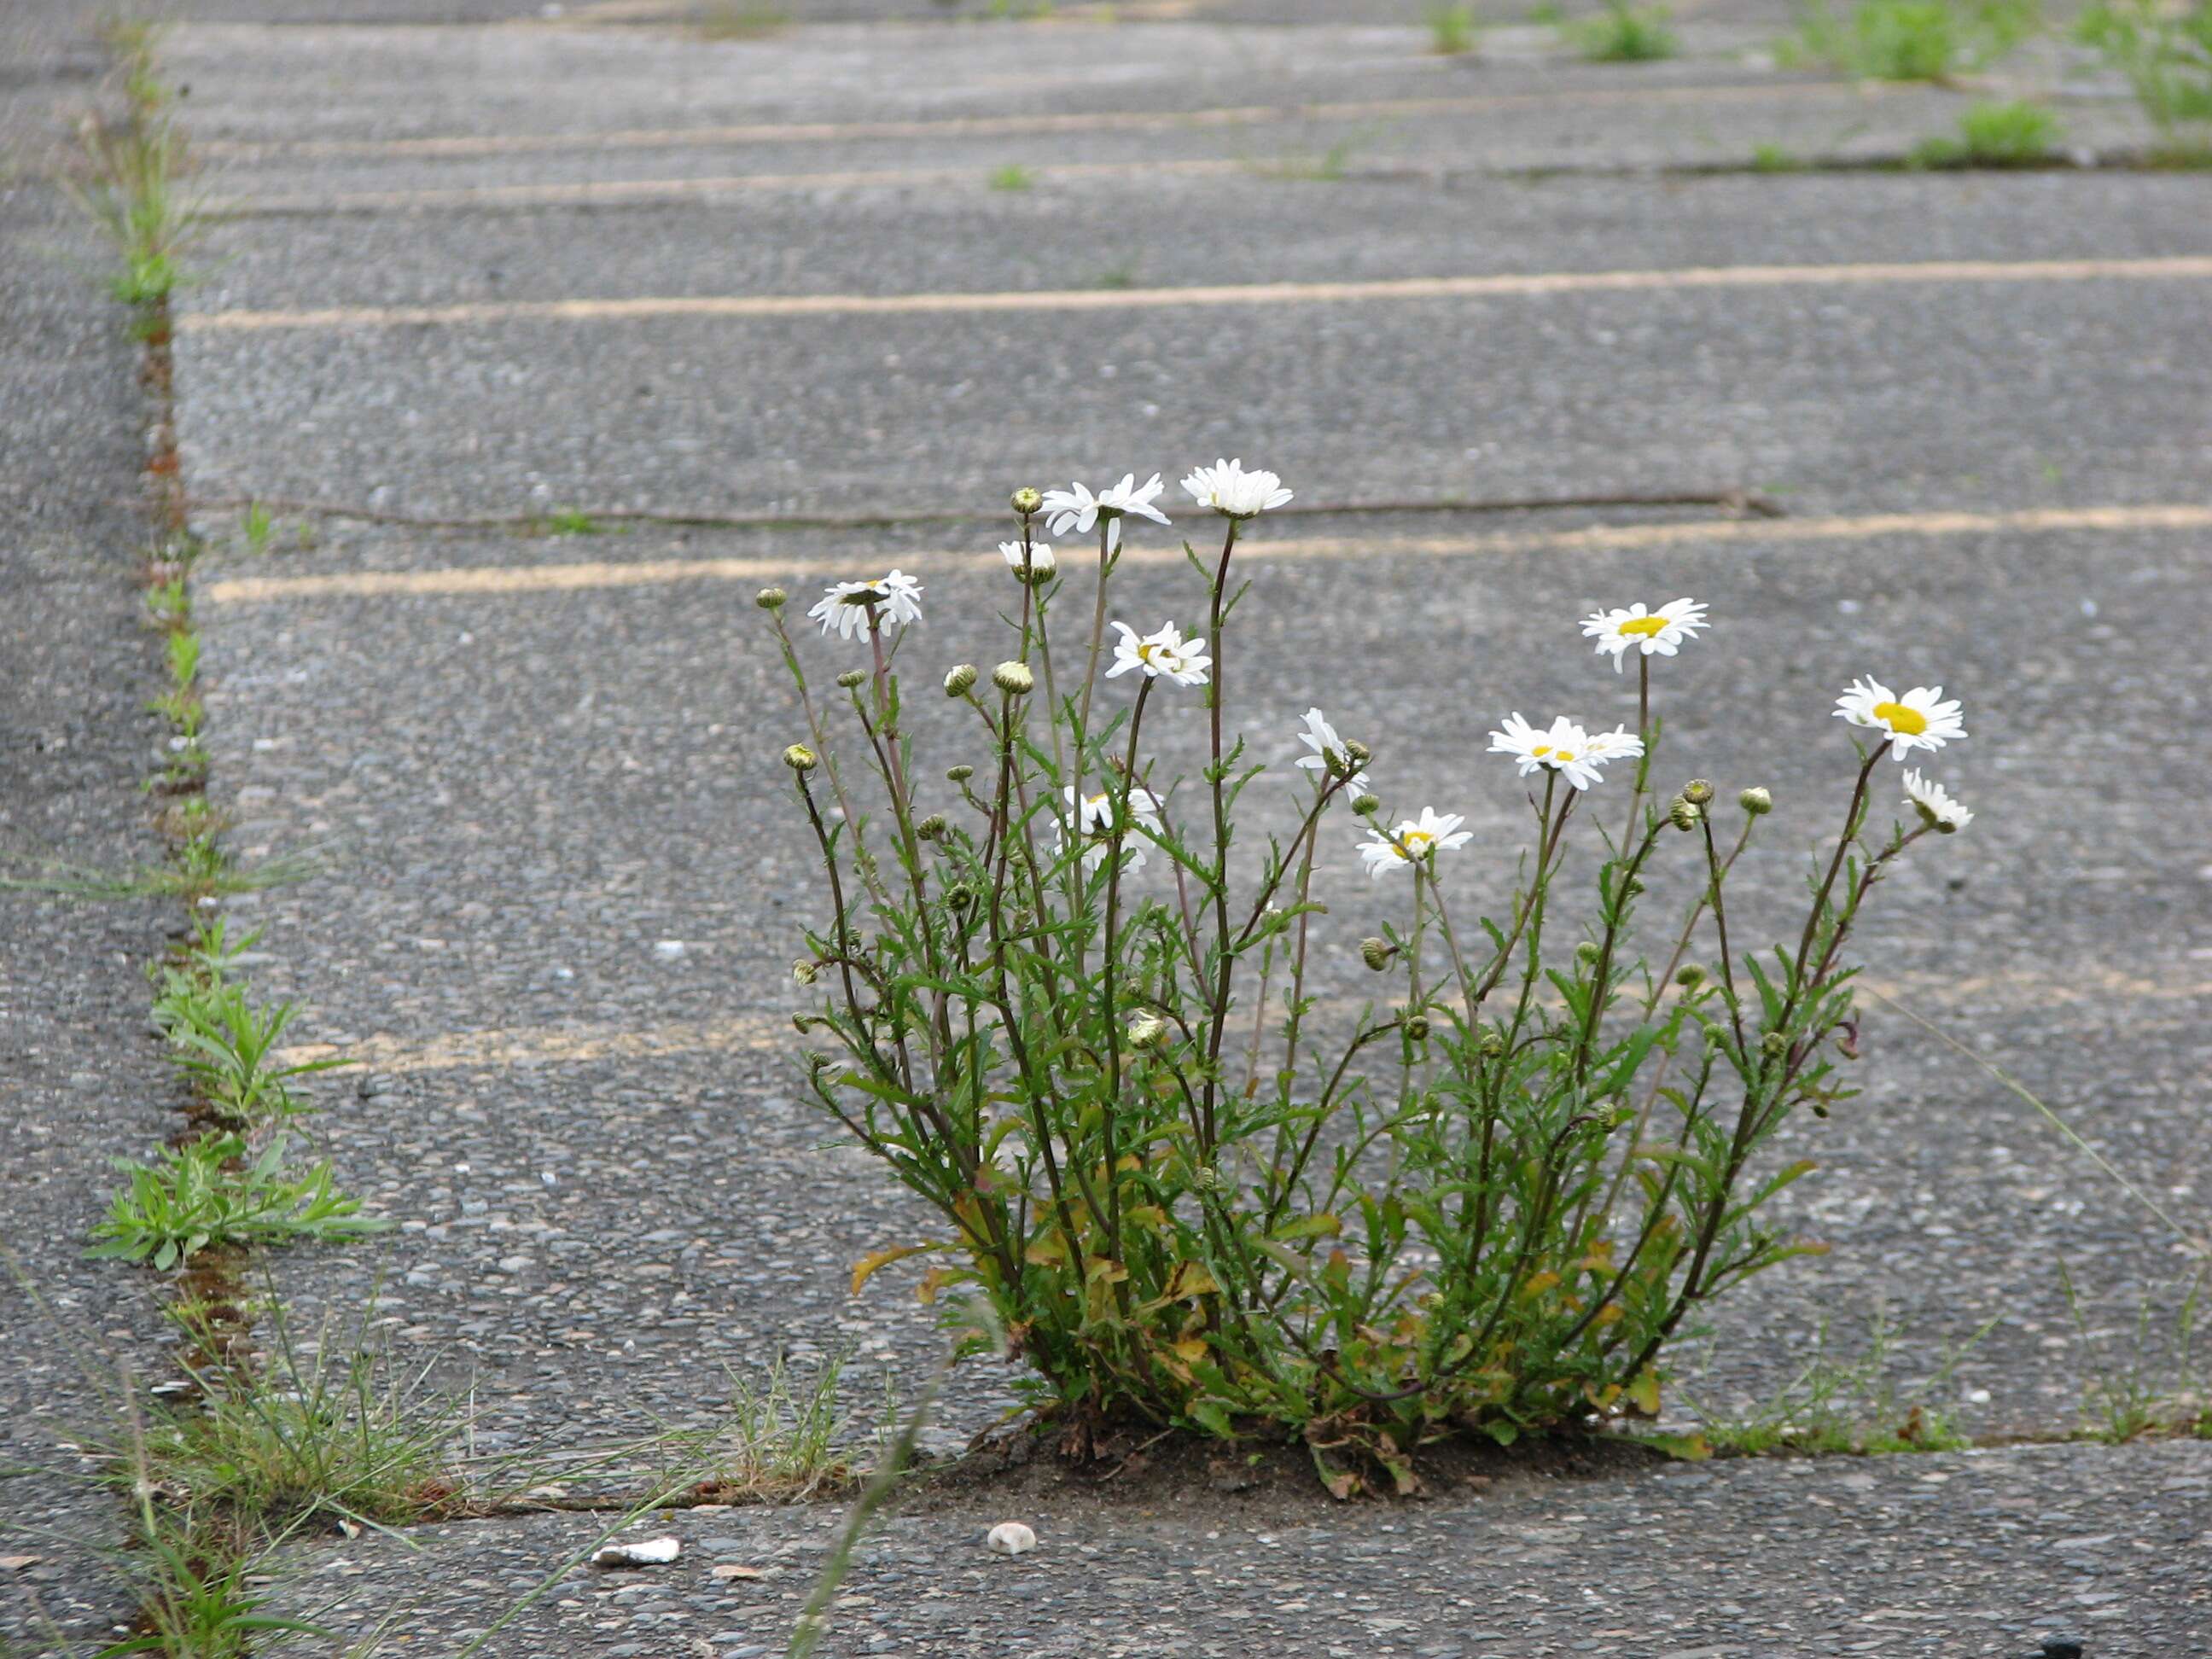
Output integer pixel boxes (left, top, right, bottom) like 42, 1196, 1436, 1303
1682, 1309, 1992, 1455
682, 1351, 881, 1503
699, 1, 790, 38
1752, 142, 1807, 171
987, 163, 1035, 191
1783, 0, 2041, 80
135, 1300, 469, 1532
1573, 0, 1679, 60
2060, 1264, 2212, 1443
1428, 2, 1482, 54
2075, 0, 2212, 160
1911, 98, 2064, 166
87, 1133, 387, 1270
240, 502, 273, 556
541, 507, 603, 535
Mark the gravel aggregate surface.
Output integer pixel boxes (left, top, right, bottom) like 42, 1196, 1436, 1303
0, 11, 181, 1642
266, 1437, 2212, 1655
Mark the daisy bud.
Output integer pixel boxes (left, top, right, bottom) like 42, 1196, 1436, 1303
1682, 778, 1714, 806
1191, 1165, 1221, 1192
783, 743, 818, 773
1668, 795, 1702, 832
1575, 940, 1601, 967
947, 765, 975, 783
835, 668, 867, 690
755, 586, 787, 610
793, 959, 819, 985
1675, 963, 1705, 988
1761, 1031, 1790, 1059
1126, 1012, 1167, 1050
1479, 1029, 1505, 1059
1359, 936, 1394, 972
992, 661, 1033, 696
1739, 787, 1773, 817
806, 1050, 831, 1074
946, 882, 975, 910
1624, 877, 1646, 898
1010, 486, 1042, 517
1342, 738, 1372, 766
1405, 1014, 1430, 1042
945, 663, 979, 697
917, 813, 947, 841
1352, 793, 1381, 817
792, 1013, 815, 1034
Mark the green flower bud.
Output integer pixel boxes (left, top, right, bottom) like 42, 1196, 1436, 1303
1668, 795, 1703, 832
1740, 787, 1773, 817
792, 1013, 815, 1034
1010, 486, 1043, 517
992, 661, 1033, 696
947, 764, 975, 783
793, 958, 819, 985
755, 586, 787, 610
1352, 793, 1381, 817
1343, 738, 1372, 765
1761, 1030, 1790, 1059
944, 663, 978, 697
1479, 1029, 1506, 1060
946, 882, 975, 910
1126, 1012, 1167, 1050
1675, 963, 1705, 988
1683, 778, 1714, 806
783, 743, 818, 773
1359, 936, 1394, 972
1575, 940, 1602, 967
917, 813, 947, 841
1405, 1014, 1430, 1041
835, 668, 866, 690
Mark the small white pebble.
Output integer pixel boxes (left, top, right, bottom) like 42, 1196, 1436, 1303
591, 1535, 680, 1568
653, 940, 687, 960
986, 1521, 1037, 1557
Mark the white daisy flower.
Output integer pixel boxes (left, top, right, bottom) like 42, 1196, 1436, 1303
998, 540, 1055, 579
1105, 620, 1211, 688
1291, 707, 1371, 793
1580, 598, 1709, 671
1181, 457, 1293, 521
1902, 769, 1972, 834
1834, 678, 1966, 758
1040, 473, 1171, 550
1487, 713, 1619, 791
806, 569, 923, 642
1358, 806, 1472, 878
1056, 783, 1165, 874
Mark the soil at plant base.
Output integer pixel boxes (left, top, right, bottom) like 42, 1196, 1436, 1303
909, 1417, 1669, 1521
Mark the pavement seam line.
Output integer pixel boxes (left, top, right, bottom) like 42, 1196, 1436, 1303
193, 80, 1882, 162
173, 256, 2212, 333
204, 504, 2212, 606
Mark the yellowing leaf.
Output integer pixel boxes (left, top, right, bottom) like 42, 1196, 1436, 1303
1520, 1271, 1563, 1299
1627, 1371, 1662, 1417
1171, 1336, 1210, 1364
1165, 1260, 1220, 1299
1123, 1204, 1168, 1231
850, 1243, 937, 1296
1024, 1232, 1069, 1266
1272, 1213, 1343, 1243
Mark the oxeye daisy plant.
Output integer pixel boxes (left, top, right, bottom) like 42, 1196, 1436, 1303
761, 470, 1975, 1493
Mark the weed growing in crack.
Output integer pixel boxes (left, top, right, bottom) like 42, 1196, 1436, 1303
987, 163, 1036, 191
1783, 0, 2041, 79
2075, 0, 2212, 160
87, 1134, 386, 1269
655, 1350, 889, 1504
1679, 1308, 1991, 1455
132, 1296, 469, 1533
1911, 98, 2065, 166
240, 501, 273, 555
1428, 3, 1483, 54
766, 464, 1976, 1489
2059, 1264, 2212, 1442
1572, 0, 1679, 61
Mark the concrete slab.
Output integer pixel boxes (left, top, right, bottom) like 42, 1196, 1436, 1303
166, 166, 2212, 521
264, 1436, 2212, 1655
191, 510, 2211, 1468
0, 171, 181, 1656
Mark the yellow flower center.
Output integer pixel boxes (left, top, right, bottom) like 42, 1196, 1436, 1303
1531, 744, 1551, 758
1552, 749, 1576, 764
1872, 701, 1928, 736
1618, 615, 1668, 638
1400, 831, 1434, 855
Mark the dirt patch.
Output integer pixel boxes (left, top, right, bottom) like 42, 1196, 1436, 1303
905, 1419, 1670, 1522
